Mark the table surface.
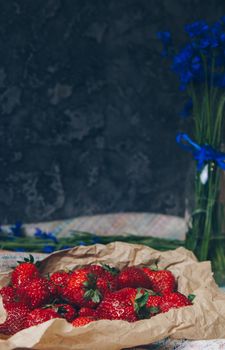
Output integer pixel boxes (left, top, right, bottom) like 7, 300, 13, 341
0, 213, 225, 350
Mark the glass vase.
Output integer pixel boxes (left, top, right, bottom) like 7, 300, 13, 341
185, 161, 225, 286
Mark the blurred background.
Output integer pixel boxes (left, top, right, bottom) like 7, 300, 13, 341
0, 0, 225, 224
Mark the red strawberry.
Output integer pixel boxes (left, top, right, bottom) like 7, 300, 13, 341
160, 292, 192, 313
72, 316, 95, 327
96, 271, 117, 296
146, 295, 162, 317
142, 267, 176, 295
97, 297, 138, 322
88, 265, 105, 276
0, 286, 16, 306
97, 287, 155, 322
0, 302, 30, 335
50, 271, 70, 294
11, 262, 40, 288
26, 308, 60, 328
63, 268, 101, 308
18, 278, 50, 309
89, 264, 119, 277
47, 280, 58, 300
78, 307, 98, 318
87, 264, 118, 296
146, 295, 162, 309
117, 267, 151, 289
109, 287, 138, 302
52, 304, 77, 322
97, 288, 141, 322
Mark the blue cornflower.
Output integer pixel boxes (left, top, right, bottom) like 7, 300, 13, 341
34, 228, 58, 243
185, 20, 209, 38
192, 37, 210, 50
172, 44, 204, 89
42, 245, 55, 253
157, 31, 171, 43
157, 31, 172, 56
220, 33, 225, 43
78, 241, 87, 246
10, 221, 24, 237
191, 56, 201, 71
172, 44, 193, 72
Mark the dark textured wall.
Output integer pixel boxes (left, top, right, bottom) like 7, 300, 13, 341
0, 0, 224, 224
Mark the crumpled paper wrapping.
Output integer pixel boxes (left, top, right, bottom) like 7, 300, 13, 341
0, 242, 224, 350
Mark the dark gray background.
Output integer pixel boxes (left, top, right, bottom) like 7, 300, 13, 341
0, 0, 224, 224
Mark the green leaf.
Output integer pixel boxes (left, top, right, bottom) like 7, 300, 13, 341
148, 263, 158, 271
35, 261, 41, 268
87, 273, 97, 285
29, 254, 34, 263
57, 306, 67, 315
101, 263, 119, 276
148, 306, 159, 314
91, 290, 102, 303
188, 294, 196, 302
135, 289, 149, 312
84, 290, 94, 299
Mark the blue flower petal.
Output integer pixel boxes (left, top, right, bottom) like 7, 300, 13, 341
185, 20, 209, 38
42, 245, 55, 253
78, 241, 87, 246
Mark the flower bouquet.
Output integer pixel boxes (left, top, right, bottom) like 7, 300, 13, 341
158, 17, 225, 284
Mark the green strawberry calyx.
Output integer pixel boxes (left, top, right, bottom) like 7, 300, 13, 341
101, 263, 119, 276
134, 288, 160, 319
84, 289, 102, 303
188, 294, 196, 302
17, 254, 37, 265
83, 273, 102, 303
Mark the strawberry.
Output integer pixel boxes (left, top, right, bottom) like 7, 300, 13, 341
97, 287, 157, 322
96, 271, 117, 296
160, 292, 192, 313
78, 307, 98, 318
26, 308, 60, 328
97, 296, 138, 322
63, 268, 101, 308
88, 265, 105, 276
0, 286, 16, 306
146, 295, 162, 317
117, 267, 151, 289
47, 280, 58, 300
89, 264, 119, 277
50, 271, 70, 294
72, 316, 95, 327
86, 264, 118, 296
142, 267, 176, 295
18, 277, 51, 309
52, 304, 77, 322
0, 302, 30, 335
11, 255, 40, 288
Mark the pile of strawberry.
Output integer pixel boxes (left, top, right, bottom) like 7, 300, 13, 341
0, 256, 194, 335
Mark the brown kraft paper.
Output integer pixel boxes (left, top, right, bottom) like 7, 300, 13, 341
0, 241, 224, 350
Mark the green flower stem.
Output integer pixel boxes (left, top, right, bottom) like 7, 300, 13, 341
186, 60, 225, 270
0, 232, 184, 253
